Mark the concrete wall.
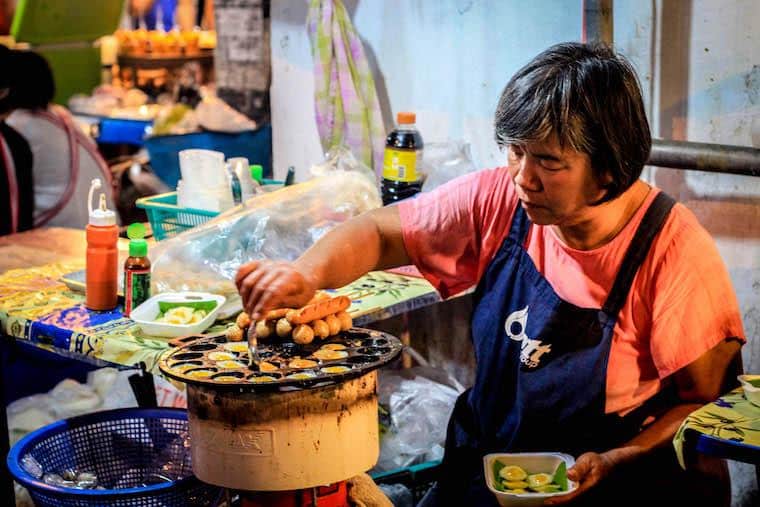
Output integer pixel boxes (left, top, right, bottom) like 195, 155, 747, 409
271, 1, 759, 504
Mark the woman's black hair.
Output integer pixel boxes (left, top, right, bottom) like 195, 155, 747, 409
494, 42, 651, 202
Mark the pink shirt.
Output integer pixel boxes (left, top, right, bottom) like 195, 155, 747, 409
399, 168, 745, 415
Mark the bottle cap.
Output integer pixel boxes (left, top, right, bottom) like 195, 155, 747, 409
127, 223, 148, 257
250, 164, 263, 183
88, 178, 116, 226
397, 112, 416, 124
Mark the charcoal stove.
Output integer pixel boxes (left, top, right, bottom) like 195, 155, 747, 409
158, 328, 402, 501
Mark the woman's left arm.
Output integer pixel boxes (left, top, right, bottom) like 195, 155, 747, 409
546, 338, 742, 505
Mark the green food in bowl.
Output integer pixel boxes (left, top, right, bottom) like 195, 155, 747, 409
748, 378, 760, 388
492, 460, 569, 494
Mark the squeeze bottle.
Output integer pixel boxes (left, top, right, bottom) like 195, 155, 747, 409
85, 179, 118, 311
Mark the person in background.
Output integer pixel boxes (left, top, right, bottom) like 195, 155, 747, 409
128, 0, 211, 30
0, 44, 34, 236
235, 43, 742, 506
6, 50, 116, 229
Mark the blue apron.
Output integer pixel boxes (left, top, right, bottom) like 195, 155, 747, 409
420, 192, 677, 505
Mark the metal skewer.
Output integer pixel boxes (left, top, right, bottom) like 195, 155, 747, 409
247, 324, 261, 371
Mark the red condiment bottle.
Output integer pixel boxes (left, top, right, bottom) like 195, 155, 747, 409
85, 178, 118, 311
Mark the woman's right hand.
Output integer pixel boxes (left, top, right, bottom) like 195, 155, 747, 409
235, 260, 317, 320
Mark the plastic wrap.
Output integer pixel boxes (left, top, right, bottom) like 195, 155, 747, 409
376, 367, 461, 471
151, 170, 381, 305
310, 145, 377, 184
377, 483, 414, 506
7, 368, 138, 446
421, 141, 478, 192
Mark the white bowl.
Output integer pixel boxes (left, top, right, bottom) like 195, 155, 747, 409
738, 375, 760, 408
484, 452, 577, 507
131, 292, 226, 337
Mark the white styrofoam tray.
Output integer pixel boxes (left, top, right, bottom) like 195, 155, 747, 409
483, 452, 577, 507
738, 374, 760, 408
131, 292, 226, 337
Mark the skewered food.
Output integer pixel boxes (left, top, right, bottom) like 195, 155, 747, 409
312, 319, 330, 339
255, 319, 276, 338
292, 324, 315, 345
236, 311, 252, 329
325, 314, 341, 335
226, 325, 244, 342
276, 318, 293, 337
230, 294, 353, 345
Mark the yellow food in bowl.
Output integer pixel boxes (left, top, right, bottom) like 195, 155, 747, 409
208, 351, 236, 361
185, 369, 214, 379
321, 343, 347, 351
289, 359, 318, 369
223, 342, 249, 353
286, 372, 315, 380
321, 366, 351, 374
313, 349, 348, 361
216, 360, 246, 369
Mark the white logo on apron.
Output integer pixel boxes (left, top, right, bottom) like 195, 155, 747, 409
504, 306, 552, 368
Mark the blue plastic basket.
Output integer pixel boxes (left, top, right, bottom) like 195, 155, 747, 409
8, 408, 221, 507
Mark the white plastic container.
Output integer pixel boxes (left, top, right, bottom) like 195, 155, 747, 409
483, 452, 577, 507
131, 292, 226, 337
738, 375, 760, 408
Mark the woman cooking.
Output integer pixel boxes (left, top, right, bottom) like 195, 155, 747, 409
236, 43, 744, 506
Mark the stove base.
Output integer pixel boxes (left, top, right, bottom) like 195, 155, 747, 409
240, 481, 349, 507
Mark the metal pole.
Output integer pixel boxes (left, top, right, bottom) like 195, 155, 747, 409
648, 139, 760, 177
582, 0, 614, 44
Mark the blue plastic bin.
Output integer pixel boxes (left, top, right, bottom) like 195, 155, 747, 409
97, 117, 153, 146
145, 124, 272, 188
8, 408, 220, 507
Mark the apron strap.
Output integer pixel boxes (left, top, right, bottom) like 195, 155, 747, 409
602, 191, 676, 315
508, 201, 532, 244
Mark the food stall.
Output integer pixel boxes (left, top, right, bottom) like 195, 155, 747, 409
2, 1, 760, 506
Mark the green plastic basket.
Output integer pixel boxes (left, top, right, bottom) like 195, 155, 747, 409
371, 460, 441, 502
136, 192, 219, 241
136, 181, 284, 241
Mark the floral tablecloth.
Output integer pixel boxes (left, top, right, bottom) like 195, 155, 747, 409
0, 262, 437, 374
673, 388, 760, 468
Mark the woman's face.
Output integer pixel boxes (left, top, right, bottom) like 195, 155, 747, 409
506, 135, 608, 227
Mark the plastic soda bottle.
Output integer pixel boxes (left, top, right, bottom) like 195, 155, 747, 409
381, 112, 424, 205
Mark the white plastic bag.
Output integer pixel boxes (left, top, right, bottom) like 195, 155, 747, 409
151, 170, 381, 306
6, 368, 138, 446
421, 141, 478, 192
310, 145, 377, 185
375, 368, 461, 471
195, 95, 257, 133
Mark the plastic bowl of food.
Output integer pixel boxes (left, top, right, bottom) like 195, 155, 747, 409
483, 452, 577, 506
738, 374, 760, 408
131, 292, 226, 337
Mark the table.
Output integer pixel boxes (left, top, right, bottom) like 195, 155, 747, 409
0, 227, 441, 499
0, 228, 438, 375
674, 388, 760, 486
